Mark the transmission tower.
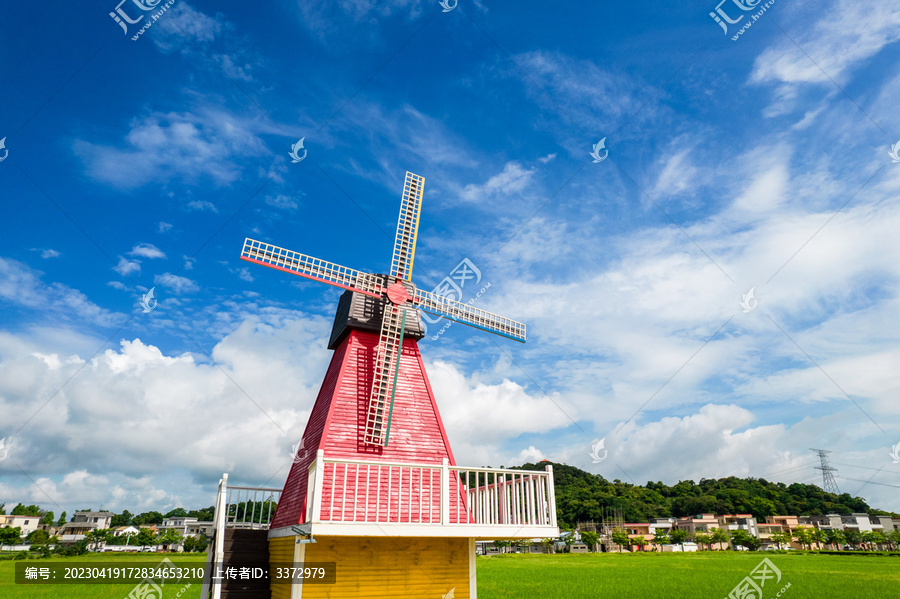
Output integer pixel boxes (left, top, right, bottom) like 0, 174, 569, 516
810, 448, 840, 494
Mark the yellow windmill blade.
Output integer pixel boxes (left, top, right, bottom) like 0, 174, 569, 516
389, 172, 424, 282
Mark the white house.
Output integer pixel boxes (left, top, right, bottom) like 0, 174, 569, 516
0, 514, 42, 537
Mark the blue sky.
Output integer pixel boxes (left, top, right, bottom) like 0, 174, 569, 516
1, 0, 899, 516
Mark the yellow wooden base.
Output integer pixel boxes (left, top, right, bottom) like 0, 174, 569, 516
269, 535, 474, 599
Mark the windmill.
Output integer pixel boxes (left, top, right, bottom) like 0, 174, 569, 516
241, 172, 525, 448
239, 172, 553, 599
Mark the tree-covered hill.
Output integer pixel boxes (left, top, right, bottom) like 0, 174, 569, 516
517, 462, 897, 529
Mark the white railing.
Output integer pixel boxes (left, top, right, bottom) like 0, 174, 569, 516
224, 485, 281, 529
306, 450, 556, 530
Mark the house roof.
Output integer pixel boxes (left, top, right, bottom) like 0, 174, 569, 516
74, 511, 114, 517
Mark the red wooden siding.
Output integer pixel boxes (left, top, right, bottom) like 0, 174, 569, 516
271, 329, 461, 529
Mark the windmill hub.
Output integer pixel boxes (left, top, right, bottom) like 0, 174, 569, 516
386, 281, 411, 305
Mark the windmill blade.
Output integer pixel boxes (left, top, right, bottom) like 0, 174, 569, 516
413, 289, 526, 343
389, 172, 425, 282
241, 238, 383, 298
363, 305, 409, 446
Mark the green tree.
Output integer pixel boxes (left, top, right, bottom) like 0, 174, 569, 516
164, 508, 188, 518
132, 511, 164, 526
135, 528, 157, 550
860, 531, 875, 550
540, 538, 554, 554
40, 511, 55, 526
869, 531, 886, 550
10, 504, 42, 517
110, 510, 133, 528
824, 528, 844, 550
56, 512, 67, 527
669, 528, 689, 547
25, 529, 50, 545
160, 528, 184, 550
886, 530, 900, 550
0, 526, 23, 545
631, 534, 647, 552
493, 539, 511, 554
793, 526, 813, 550
811, 527, 825, 550
580, 530, 600, 552
711, 528, 730, 551
188, 507, 215, 521
611, 528, 630, 553
843, 529, 861, 550
694, 532, 711, 551
769, 531, 788, 550
84, 529, 110, 551
730, 529, 755, 550
653, 529, 670, 552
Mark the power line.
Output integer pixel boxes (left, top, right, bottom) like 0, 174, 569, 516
838, 477, 900, 490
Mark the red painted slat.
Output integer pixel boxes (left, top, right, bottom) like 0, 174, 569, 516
271, 329, 471, 528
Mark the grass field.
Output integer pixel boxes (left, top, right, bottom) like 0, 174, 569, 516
477, 552, 899, 599
2, 550, 897, 598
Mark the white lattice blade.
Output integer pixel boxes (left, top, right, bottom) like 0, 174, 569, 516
241, 238, 382, 297
389, 172, 425, 282
414, 289, 526, 343
364, 305, 406, 446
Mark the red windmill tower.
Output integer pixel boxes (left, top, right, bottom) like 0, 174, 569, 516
239, 172, 557, 599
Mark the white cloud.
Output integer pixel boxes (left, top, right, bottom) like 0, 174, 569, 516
0, 258, 121, 327
74, 107, 277, 191
113, 257, 141, 276
158, 221, 173, 233
265, 194, 298, 210
129, 243, 167, 260
187, 200, 218, 212
153, 273, 200, 294
460, 161, 536, 203
749, 1, 900, 115
151, 3, 222, 51
31, 249, 60, 259
0, 312, 333, 513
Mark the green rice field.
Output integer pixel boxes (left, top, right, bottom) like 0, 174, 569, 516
1, 550, 897, 598
478, 552, 899, 599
